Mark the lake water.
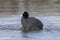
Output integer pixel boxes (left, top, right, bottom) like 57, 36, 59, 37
0, 16, 60, 40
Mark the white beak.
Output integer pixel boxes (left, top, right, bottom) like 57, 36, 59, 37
20, 13, 22, 17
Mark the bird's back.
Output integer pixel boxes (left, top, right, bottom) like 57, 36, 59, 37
27, 17, 43, 30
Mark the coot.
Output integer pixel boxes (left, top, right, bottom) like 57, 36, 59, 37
21, 11, 43, 31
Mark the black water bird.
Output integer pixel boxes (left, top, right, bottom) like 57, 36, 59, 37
21, 11, 43, 31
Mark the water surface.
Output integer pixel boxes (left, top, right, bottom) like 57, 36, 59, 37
0, 16, 60, 40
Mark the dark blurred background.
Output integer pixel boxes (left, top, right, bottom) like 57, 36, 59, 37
0, 0, 60, 17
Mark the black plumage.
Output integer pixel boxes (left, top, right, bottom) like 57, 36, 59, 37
21, 11, 43, 31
